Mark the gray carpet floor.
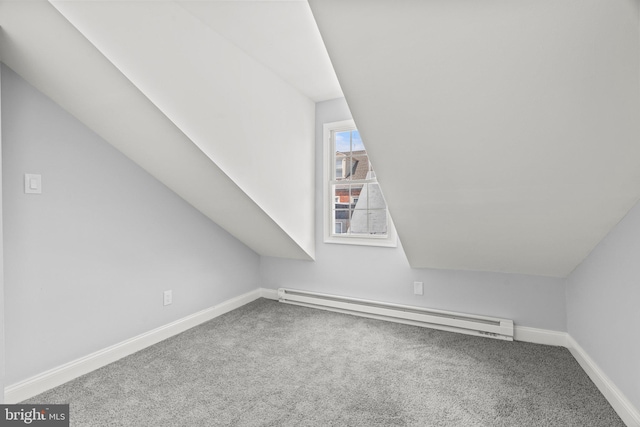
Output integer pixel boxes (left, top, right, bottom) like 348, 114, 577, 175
25, 298, 624, 426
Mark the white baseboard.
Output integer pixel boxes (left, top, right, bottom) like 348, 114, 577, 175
513, 327, 639, 426
513, 325, 568, 347
514, 326, 640, 426
6, 288, 638, 427
4, 288, 265, 404
567, 336, 640, 427
477, 325, 639, 426
260, 288, 279, 300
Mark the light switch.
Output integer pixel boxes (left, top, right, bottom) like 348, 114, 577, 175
413, 281, 424, 295
24, 174, 42, 194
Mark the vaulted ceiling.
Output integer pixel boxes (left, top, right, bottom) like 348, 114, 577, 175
2, 0, 639, 278
310, 0, 640, 277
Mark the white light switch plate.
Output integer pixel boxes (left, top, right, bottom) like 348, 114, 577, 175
413, 281, 424, 295
24, 174, 42, 194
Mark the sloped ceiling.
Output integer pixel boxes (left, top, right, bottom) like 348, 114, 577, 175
175, 0, 342, 102
3, 0, 639, 278
0, 0, 341, 261
310, 0, 640, 277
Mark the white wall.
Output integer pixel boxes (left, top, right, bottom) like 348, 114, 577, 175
567, 198, 640, 413
50, 0, 316, 259
260, 98, 567, 331
1, 65, 261, 386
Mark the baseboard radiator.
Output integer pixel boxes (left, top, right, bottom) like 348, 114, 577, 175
278, 288, 514, 341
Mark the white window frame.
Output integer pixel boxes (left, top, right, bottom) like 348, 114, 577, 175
323, 119, 397, 247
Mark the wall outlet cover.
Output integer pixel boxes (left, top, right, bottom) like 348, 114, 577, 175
163, 290, 172, 306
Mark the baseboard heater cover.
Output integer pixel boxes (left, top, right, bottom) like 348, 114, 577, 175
278, 288, 514, 341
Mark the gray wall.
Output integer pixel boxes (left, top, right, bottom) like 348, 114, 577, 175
1, 65, 260, 385
567, 197, 640, 412
260, 98, 567, 331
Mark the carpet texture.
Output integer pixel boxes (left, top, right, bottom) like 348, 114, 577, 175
25, 298, 624, 426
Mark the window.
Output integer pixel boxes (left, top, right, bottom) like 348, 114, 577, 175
323, 120, 397, 247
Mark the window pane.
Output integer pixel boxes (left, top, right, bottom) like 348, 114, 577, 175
343, 157, 355, 180
368, 160, 376, 179
335, 157, 344, 180
352, 183, 383, 210
335, 130, 372, 182
335, 131, 351, 153
366, 183, 386, 210
333, 209, 351, 234
367, 209, 388, 234
350, 209, 388, 235
333, 184, 350, 207
350, 184, 363, 207
351, 131, 365, 151
347, 153, 366, 180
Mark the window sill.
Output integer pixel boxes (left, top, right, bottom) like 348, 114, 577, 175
324, 235, 397, 248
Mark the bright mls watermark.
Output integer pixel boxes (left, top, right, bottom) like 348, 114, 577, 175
0, 405, 68, 426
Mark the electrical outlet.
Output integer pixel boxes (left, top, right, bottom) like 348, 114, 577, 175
413, 281, 424, 295
163, 290, 172, 306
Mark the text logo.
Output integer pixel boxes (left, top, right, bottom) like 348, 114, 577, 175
0, 405, 69, 426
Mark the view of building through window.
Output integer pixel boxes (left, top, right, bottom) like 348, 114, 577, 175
331, 129, 388, 237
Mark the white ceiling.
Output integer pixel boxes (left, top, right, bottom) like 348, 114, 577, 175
176, 1, 342, 102
0, 0, 328, 260
309, 0, 640, 277
3, 0, 639, 278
